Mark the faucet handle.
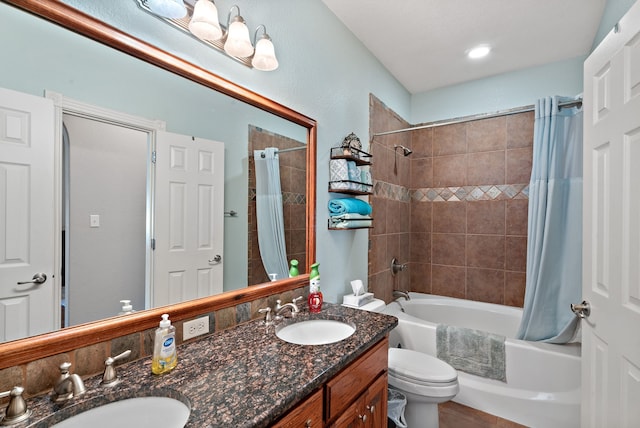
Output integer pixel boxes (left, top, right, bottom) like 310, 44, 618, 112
101, 349, 132, 387
292, 296, 303, 305
0, 386, 31, 426
258, 307, 273, 325
58, 361, 72, 374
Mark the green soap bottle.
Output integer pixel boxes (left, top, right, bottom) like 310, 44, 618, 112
289, 259, 299, 277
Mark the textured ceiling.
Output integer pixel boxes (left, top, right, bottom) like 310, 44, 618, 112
322, 0, 606, 94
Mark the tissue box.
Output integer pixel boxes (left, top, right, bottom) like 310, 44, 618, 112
342, 292, 374, 307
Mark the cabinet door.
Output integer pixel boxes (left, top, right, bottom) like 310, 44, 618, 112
272, 389, 323, 428
364, 374, 388, 427
329, 396, 363, 428
329, 374, 389, 428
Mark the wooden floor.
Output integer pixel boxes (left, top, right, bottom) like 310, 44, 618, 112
438, 402, 528, 428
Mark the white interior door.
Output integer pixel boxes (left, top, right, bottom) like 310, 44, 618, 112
0, 87, 57, 341
153, 132, 225, 307
582, 2, 640, 426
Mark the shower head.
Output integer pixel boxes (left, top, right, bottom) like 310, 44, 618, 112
394, 145, 413, 156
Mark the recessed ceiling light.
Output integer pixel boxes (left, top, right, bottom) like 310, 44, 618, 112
468, 46, 491, 59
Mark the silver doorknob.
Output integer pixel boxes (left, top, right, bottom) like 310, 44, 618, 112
571, 300, 591, 318
17, 273, 47, 285
208, 255, 222, 264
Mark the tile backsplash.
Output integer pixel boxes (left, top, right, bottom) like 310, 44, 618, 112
0, 287, 306, 399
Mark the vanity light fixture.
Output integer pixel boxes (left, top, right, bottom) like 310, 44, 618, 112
251, 25, 279, 71
145, 0, 187, 19
468, 45, 491, 59
137, 0, 279, 71
188, 0, 222, 41
224, 6, 254, 58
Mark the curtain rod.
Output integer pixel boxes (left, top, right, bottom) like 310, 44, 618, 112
372, 98, 583, 138
276, 146, 307, 154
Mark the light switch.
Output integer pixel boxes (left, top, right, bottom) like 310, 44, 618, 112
90, 215, 100, 228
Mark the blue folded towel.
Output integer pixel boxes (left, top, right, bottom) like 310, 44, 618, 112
328, 198, 372, 215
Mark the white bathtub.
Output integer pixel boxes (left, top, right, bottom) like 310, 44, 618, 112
382, 293, 581, 428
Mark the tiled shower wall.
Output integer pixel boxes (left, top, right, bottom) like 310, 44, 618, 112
368, 95, 533, 307
248, 126, 307, 284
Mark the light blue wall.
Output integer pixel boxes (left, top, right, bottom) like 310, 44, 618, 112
592, 0, 638, 49
48, 0, 411, 303
410, 56, 585, 124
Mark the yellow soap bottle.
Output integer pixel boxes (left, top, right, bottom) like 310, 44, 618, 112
152, 314, 178, 375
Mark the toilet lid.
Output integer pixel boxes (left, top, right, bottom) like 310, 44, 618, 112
388, 348, 457, 384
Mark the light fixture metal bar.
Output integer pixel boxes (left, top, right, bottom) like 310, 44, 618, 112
136, 0, 253, 68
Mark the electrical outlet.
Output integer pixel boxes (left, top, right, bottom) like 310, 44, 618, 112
183, 315, 209, 340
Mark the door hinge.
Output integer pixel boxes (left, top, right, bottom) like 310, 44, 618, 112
151, 238, 156, 250
151, 150, 157, 164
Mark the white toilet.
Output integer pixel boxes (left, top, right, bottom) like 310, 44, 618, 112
357, 298, 459, 428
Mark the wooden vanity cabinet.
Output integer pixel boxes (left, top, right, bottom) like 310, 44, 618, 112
328, 373, 388, 428
270, 337, 389, 428
272, 388, 324, 427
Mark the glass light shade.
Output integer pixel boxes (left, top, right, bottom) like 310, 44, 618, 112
188, 0, 223, 41
224, 18, 254, 58
146, 0, 187, 19
252, 36, 278, 71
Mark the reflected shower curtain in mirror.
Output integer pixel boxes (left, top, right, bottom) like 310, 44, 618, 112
516, 96, 583, 343
254, 148, 288, 280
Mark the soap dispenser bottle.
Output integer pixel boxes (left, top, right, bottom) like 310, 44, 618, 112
152, 314, 177, 375
308, 263, 323, 313
289, 259, 299, 277
119, 300, 134, 315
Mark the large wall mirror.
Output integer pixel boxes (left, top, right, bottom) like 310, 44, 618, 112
0, 0, 316, 368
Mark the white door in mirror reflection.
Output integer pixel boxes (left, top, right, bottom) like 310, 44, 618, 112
0, 88, 57, 341
154, 132, 224, 306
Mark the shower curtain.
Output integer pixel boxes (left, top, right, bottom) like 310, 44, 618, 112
254, 148, 289, 280
516, 96, 583, 344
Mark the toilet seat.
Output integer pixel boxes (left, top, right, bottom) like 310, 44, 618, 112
388, 348, 457, 387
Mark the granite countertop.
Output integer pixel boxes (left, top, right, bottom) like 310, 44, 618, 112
17, 303, 397, 427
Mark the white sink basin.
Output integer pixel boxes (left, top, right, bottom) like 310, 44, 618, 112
276, 319, 355, 345
51, 396, 190, 428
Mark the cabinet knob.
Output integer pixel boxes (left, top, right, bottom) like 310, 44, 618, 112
358, 413, 367, 422
367, 404, 375, 413
304, 419, 312, 427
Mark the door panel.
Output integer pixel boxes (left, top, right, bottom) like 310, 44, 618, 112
582, 1, 640, 426
154, 132, 224, 307
0, 87, 56, 341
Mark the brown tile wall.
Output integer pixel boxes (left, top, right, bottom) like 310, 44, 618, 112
367, 96, 412, 303
369, 94, 533, 307
248, 126, 307, 283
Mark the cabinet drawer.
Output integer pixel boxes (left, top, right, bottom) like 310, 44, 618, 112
272, 388, 323, 427
325, 337, 388, 421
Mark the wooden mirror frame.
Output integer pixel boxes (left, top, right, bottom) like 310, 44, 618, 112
1, 0, 316, 369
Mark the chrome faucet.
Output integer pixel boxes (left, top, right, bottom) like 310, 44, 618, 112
393, 290, 411, 301
52, 362, 86, 402
275, 296, 303, 318
0, 386, 30, 425
101, 349, 132, 387
391, 258, 408, 276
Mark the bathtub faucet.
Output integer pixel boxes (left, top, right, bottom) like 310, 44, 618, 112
393, 290, 411, 301
391, 258, 408, 276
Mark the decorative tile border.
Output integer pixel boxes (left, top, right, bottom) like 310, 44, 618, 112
373, 180, 529, 202
249, 189, 306, 204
